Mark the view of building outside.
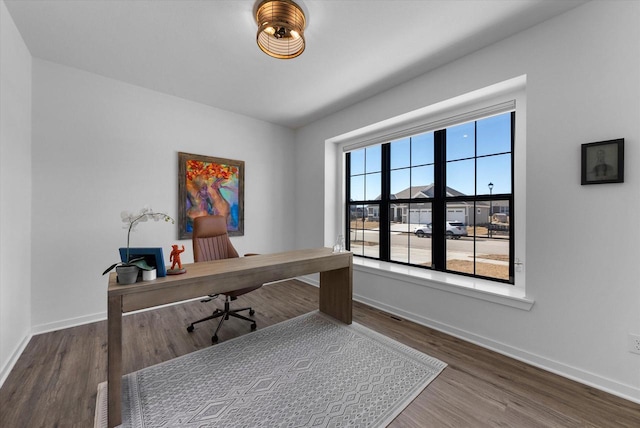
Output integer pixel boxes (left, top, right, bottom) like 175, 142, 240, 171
348, 112, 513, 282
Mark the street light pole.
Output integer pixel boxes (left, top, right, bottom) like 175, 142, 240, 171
488, 182, 494, 238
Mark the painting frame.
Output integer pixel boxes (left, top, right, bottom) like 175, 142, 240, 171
581, 138, 624, 185
178, 152, 244, 239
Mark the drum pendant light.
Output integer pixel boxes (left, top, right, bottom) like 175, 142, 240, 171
256, 0, 306, 59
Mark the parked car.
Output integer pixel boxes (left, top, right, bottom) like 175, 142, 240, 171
414, 221, 468, 239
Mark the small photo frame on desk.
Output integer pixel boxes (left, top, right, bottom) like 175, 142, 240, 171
581, 138, 624, 185
119, 247, 167, 277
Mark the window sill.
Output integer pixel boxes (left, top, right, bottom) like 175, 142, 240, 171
353, 258, 534, 311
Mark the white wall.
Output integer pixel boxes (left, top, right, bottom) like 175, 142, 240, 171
30, 59, 296, 332
294, 1, 640, 401
0, 0, 32, 385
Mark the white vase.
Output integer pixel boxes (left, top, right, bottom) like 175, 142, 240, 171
142, 268, 157, 281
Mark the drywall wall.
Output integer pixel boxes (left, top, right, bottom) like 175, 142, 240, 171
30, 59, 296, 332
294, 1, 640, 401
0, 0, 32, 384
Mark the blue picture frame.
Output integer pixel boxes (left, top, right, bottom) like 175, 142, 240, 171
119, 247, 167, 277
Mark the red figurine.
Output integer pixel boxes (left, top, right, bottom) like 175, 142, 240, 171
168, 244, 186, 274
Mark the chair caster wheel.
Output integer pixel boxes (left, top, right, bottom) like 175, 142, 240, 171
187, 325, 194, 332
212, 335, 219, 343
251, 323, 257, 331
249, 309, 255, 316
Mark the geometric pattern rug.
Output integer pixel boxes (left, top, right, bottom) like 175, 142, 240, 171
95, 310, 447, 427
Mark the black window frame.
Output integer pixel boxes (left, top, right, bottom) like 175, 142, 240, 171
346, 112, 515, 284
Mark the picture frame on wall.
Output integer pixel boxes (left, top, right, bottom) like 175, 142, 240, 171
178, 152, 244, 239
581, 138, 624, 185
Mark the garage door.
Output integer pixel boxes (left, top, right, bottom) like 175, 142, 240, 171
409, 209, 431, 224
446, 208, 465, 223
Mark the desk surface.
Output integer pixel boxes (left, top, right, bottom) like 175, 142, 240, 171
108, 247, 352, 313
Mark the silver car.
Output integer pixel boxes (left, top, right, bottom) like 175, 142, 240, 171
414, 221, 468, 239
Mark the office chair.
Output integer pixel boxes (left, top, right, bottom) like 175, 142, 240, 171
186, 215, 261, 343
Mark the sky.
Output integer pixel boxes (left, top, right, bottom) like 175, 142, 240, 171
350, 112, 512, 200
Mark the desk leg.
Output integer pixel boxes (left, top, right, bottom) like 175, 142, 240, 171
319, 265, 352, 324
107, 295, 122, 428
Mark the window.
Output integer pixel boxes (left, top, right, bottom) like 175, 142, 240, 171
347, 145, 381, 258
346, 112, 514, 284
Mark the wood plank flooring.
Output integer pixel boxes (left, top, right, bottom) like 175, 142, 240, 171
1, 280, 639, 427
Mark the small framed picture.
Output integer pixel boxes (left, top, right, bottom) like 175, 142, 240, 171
581, 139, 624, 185
119, 247, 167, 277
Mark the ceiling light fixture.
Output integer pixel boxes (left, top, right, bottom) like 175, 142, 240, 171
256, 0, 306, 59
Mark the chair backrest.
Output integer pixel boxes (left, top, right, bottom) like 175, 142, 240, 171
192, 215, 239, 262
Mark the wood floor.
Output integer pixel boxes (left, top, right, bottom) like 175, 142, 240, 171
1, 280, 639, 427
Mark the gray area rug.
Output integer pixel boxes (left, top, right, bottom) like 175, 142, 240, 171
96, 311, 446, 427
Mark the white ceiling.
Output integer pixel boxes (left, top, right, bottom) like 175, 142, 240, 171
5, 0, 586, 129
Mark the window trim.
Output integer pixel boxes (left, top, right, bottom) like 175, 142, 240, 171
353, 258, 533, 311
341, 101, 516, 153
328, 76, 528, 302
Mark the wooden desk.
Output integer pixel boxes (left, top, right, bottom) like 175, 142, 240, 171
107, 247, 352, 427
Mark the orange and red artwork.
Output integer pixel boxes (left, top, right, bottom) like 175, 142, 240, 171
178, 152, 244, 238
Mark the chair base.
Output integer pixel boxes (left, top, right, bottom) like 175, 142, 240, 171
187, 296, 256, 343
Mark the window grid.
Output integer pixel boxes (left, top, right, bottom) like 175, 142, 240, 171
346, 112, 515, 284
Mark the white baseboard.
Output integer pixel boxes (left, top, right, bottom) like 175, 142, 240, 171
353, 293, 640, 404
297, 274, 639, 403
0, 332, 31, 388
28, 281, 298, 337
29, 281, 296, 336
31, 311, 107, 335
297, 275, 319, 287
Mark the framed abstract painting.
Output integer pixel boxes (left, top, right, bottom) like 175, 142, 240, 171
178, 152, 244, 239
